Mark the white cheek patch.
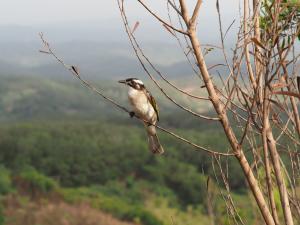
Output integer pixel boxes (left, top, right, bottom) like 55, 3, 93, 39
133, 79, 144, 85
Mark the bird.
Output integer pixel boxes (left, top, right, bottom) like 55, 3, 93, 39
118, 78, 164, 154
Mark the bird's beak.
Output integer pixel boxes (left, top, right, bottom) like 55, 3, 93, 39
118, 80, 126, 84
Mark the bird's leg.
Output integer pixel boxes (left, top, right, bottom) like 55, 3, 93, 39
146, 121, 153, 126
129, 111, 135, 118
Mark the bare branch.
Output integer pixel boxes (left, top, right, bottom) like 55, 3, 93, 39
167, 0, 181, 15
179, 0, 190, 24
39, 32, 232, 157
190, 0, 202, 25
136, 0, 188, 35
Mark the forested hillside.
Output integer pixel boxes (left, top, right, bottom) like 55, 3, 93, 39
0, 75, 288, 225
0, 75, 211, 121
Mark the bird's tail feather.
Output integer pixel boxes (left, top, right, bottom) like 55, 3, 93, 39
148, 133, 164, 155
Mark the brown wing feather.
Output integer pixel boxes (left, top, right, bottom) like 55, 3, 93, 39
144, 89, 159, 121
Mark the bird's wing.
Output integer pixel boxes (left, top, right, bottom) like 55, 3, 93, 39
144, 89, 159, 121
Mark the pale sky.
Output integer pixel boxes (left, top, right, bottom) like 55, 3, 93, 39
0, 0, 242, 76
0, 1, 119, 25
0, 0, 240, 26
0, 0, 241, 47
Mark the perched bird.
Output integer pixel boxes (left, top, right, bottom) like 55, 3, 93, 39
119, 78, 164, 154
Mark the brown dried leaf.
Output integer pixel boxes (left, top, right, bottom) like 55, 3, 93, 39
297, 76, 300, 93
131, 21, 140, 34
121, 0, 124, 12
251, 37, 267, 50
206, 176, 210, 191
271, 82, 288, 90
216, 0, 220, 12
273, 91, 300, 99
39, 50, 50, 54
71, 66, 80, 76
280, 75, 287, 83
271, 113, 280, 123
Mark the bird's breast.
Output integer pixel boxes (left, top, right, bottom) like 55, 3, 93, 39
128, 88, 155, 122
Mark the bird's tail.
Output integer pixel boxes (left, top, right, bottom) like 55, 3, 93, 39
147, 133, 164, 155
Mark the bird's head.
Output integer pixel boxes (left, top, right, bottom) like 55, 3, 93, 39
118, 78, 145, 90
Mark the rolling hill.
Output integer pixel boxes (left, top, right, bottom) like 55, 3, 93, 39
0, 74, 214, 126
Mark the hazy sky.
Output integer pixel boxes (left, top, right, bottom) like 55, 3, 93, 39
0, 1, 118, 25
0, 0, 240, 26
0, 0, 242, 77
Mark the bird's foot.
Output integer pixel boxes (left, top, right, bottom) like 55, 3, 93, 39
129, 111, 135, 118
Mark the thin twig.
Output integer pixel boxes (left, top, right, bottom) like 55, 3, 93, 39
39, 32, 233, 157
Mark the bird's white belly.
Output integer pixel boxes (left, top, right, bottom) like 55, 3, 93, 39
128, 88, 155, 122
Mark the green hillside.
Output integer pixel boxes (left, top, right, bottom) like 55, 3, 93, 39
0, 75, 267, 225
0, 75, 211, 122
0, 121, 255, 225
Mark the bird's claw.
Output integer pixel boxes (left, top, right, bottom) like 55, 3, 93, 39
129, 111, 135, 118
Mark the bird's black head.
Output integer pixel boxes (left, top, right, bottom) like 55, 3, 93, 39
118, 78, 145, 90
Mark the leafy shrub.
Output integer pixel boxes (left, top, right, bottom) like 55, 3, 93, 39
165, 163, 207, 206
19, 167, 58, 193
0, 121, 247, 207
0, 202, 4, 225
0, 166, 12, 195
61, 187, 163, 225
144, 158, 207, 206
123, 206, 163, 225
95, 197, 163, 225
92, 180, 145, 204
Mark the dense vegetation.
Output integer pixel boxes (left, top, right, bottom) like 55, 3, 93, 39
0, 75, 277, 224
0, 120, 255, 225
0, 120, 248, 194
